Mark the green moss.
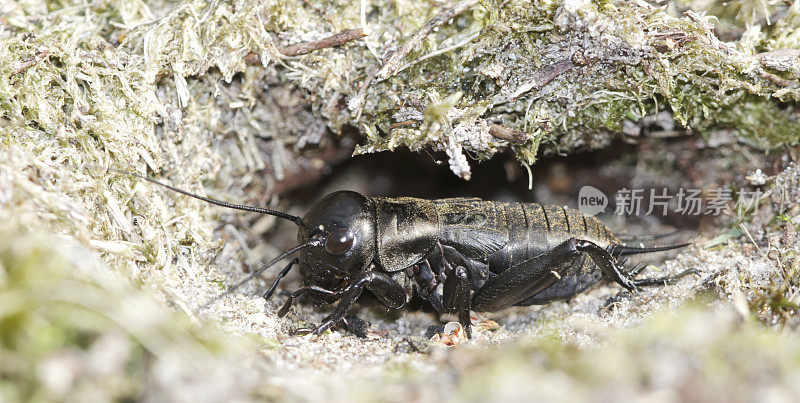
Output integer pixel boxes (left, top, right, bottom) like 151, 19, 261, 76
0, 226, 258, 401
4, 0, 797, 181
354, 0, 799, 175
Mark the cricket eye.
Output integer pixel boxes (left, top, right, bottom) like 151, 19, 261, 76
325, 227, 355, 254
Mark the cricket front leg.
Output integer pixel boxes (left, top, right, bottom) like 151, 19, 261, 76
442, 266, 473, 338
263, 258, 298, 301
311, 271, 408, 335
311, 283, 365, 335
277, 284, 340, 318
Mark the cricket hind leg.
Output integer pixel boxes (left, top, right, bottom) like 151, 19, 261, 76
603, 264, 699, 312
629, 267, 699, 287
615, 253, 698, 288
472, 239, 583, 312
572, 239, 639, 291
577, 240, 698, 290
506, 240, 697, 308
514, 263, 604, 306
514, 258, 695, 306
513, 254, 596, 305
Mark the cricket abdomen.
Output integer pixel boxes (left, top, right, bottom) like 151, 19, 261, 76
486, 202, 617, 275
524, 203, 616, 249
429, 198, 617, 272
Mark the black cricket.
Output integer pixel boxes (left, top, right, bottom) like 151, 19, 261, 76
124, 172, 695, 338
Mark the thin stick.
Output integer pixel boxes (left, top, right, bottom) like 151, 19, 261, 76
389, 119, 420, 129
10, 50, 50, 78
387, 118, 531, 143
393, 31, 480, 77
375, 0, 481, 81
352, 65, 378, 122
758, 69, 794, 87
491, 58, 576, 106
353, 0, 480, 119
245, 28, 366, 64
488, 123, 529, 143
280, 28, 366, 56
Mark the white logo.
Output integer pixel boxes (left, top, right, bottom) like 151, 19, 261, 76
578, 186, 608, 216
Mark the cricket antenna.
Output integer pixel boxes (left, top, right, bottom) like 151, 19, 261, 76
200, 239, 319, 310
111, 169, 306, 228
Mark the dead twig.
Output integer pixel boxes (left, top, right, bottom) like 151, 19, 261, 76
245, 28, 366, 64
10, 50, 51, 78
389, 120, 420, 129
375, 0, 481, 81
491, 58, 577, 106
488, 123, 529, 143
752, 50, 799, 87
758, 70, 795, 88
351, 65, 379, 122
280, 28, 366, 57
351, 0, 480, 120
388, 118, 529, 144
754, 49, 800, 62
